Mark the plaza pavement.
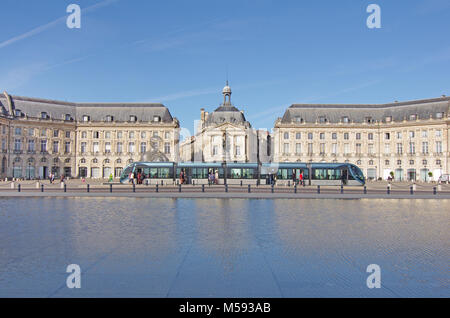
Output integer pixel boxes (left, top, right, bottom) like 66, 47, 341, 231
0, 179, 449, 199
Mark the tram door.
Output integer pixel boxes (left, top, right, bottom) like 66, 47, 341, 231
341, 168, 348, 185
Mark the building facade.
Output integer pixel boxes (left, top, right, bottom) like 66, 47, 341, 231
179, 83, 271, 164
1, 88, 449, 181
0, 92, 179, 179
274, 97, 450, 181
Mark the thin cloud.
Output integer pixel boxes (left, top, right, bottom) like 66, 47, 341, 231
0, 0, 119, 49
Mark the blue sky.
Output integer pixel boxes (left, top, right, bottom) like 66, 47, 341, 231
0, 0, 449, 133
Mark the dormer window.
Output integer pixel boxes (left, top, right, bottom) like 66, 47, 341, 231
41, 112, 49, 119
365, 117, 374, 124
15, 109, 23, 117
436, 112, 444, 119
409, 114, 417, 121
385, 116, 392, 123
64, 114, 73, 121
82, 115, 90, 122
294, 116, 303, 123
153, 116, 161, 122
130, 115, 137, 122
342, 116, 349, 123
319, 116, 327, 123
106, 115, 114, 122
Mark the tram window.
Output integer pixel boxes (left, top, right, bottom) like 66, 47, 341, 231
312, 169, 342, 180
242, 169, 254, 179
158, 168, 170, 178
150, 168, 158, 178
230, 169, 241, 179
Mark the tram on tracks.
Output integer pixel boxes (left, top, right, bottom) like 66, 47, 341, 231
120, 162, 365, 186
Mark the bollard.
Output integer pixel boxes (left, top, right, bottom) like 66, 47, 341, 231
132, 183, 135, 193
433, 186, 437, 195
146, 179, 149, 186
179, 184, 181, 192
10, 182, 14, 189
340, 184, 343, 194
317, 185, 320, 194
87, 184, 90, 193
294, 184, 297, 193
303, 181, 306, 187
202, 184, 205, 193
288, 180, 290, 187
18, 184, 21, 192
410, 186, 413, 195
156, 184, 159, 193
36, 181, 40, 189
271, 184, 274, 193
193, 180, 195, 186
64, 183, 67, 193
248, 184, 251, 193
41, 184, 44, 192
387, 186, 390, 195
240, 180, 243, 187
225, 184, 228, 193
363, 185, 367, 194
110, 183, 112, 193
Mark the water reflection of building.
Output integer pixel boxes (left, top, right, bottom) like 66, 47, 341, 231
193, 199, 251, 273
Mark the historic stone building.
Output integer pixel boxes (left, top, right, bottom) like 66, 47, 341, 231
1, 88, 449, 182
274, 96, 449, 181
0, 92, 179, 179
179, 83, 271, 164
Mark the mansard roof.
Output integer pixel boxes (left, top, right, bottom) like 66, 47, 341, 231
0, 94, 175, 123
281, 96, 450, 124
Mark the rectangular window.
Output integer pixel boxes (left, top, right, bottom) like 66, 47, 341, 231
129, 131, 135, 139
65, 131, 70, 138
397, 143, 403, 155
52, 141, 59, 153
356, 133, 361, 140
422, 142, 428, 154
117, 142, 123, 153
320, 143, 326, 155
235, 145, 241, 156
53, 130, 59, 138
64, 141, 70, 153
284, 132, 289, 140
332, 143, 337, 154
212, 145, 218, 156
356, 143, 361, 154
28, 128, 34, 137
164, 142, 171, 154
368, 133, 373, 140
368, 144, 374, 154
1, 138, 5, 150
307, 143, 313, 154
141, 131, 146, 139
15, 127, 22, 135
421, 130, 428, 138
81, 131, 87, 139
435, 130, 442, 137
343, 143, 349, 155
93, 131, 99, 139
332, 133, 337, 140
295, 143, 301, 155
409, 131, 415, 138
385, 133, 390, 140
105, 131, 111, 139
384, 143, 390, 154
409, 142, 415, 154
105, 142, 111, 153
93, 142, 99, 153
140, 142, 146, 153
128, 142, 135, 153
28, 140, 35, 152
320, 133, 325, 140
117, 131, 123, 139
14, 139, 22, 151
295, 132, 301, 140
344, 133, 349, 140
397, 132, 402, 139
308, 133, 313, 140
436, 141, 442, 153
81, 142, 86, 153
165, 132, 170, 139
283, 143, 289, 154
41, 140, 47, 152
41, 129, 47, 137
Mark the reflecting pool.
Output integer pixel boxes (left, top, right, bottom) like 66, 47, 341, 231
0, 198, 448, 297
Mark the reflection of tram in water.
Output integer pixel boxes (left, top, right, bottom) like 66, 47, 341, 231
120, 162, 365, 186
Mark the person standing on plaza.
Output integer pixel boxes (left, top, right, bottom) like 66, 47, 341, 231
299, 171, 304, 186
215, 170, 219, 185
